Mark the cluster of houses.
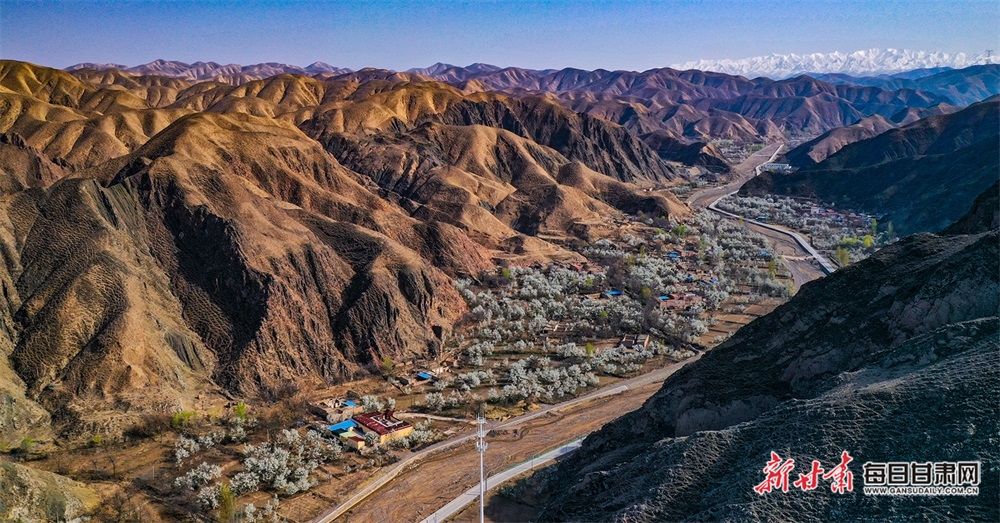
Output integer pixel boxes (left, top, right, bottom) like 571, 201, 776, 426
806, 206, 872, 227
311, 398, 414, 451
309, 363, 458, 451
657, 292, 704, 310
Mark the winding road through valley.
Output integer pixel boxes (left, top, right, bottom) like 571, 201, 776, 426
303, 144, 834, 523
689, 143, 834, 290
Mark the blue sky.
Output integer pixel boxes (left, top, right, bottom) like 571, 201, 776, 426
1, 0, 996, 70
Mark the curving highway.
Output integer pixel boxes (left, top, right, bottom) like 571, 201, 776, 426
688, 143, 836, 289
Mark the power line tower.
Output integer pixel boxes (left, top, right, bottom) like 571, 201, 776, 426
986, 50, 994, 65
475, 416, 489, 523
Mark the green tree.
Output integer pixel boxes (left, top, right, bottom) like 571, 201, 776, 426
380, 357, 397, 377
233, 402, 248, 420
585, 342, 596, 358
834, 246, 850, 267
671, 224, 688, 236
767, 259, 777, 279
500, 267, 512, 280
862, 235, 874, 249
217, 483, 236, 523
886, 221, 895, 239
171, 410, 195, 428
19, 437, 36, 454
869, 218, 878, 237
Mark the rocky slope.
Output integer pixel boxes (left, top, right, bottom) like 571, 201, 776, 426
537, 187, 1000, 521
743, 99, 1000, 234
942, 181, 1000, 236
0, 461, 100, 521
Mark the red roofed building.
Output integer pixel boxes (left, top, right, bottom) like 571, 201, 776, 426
658, 292, 704, 310
352, 410, 414, 445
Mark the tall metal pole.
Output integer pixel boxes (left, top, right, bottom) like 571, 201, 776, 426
476, 416, 488, 523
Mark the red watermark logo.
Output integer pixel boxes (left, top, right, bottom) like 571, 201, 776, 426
754, 451, 853, 494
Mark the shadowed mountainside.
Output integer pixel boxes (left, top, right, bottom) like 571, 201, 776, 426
743, 99, 1000, 234
537, 185, 1000, 521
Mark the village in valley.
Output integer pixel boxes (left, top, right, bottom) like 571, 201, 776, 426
18, 153, 906, 522
27, 202, 796, 521
714, 192, 894, 265
23, 146, 909, 522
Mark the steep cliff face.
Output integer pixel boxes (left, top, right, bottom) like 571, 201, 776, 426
538, 193, 999, 521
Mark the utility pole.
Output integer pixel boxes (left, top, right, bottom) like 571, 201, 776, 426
476, 415, 489, 523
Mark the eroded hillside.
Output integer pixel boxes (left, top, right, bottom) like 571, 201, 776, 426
0, 60, 690, 441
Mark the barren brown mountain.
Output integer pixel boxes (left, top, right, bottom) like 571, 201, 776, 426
0, 60, 689, 443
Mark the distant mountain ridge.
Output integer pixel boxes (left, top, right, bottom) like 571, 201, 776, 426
811, 65, 1000, 105
60, 59, 1000, 170
66, 59, 351, 83
672, 48, 988, 79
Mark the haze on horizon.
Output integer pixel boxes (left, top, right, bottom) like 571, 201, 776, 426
1, 0, 997, 71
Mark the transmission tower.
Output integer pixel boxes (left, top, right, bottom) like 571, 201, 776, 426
986, 50, 994, 65
476, 416, 489, 523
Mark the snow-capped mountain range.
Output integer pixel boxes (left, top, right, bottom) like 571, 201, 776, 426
673, 48, 988, 79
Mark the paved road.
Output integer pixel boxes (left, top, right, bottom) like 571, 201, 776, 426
708, 197, 837, 275
687, 143, 783, 211
310, 354, 702, 523
745, 222, 826, 289
418, 439, 585, 523
687, 143, 836, 288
